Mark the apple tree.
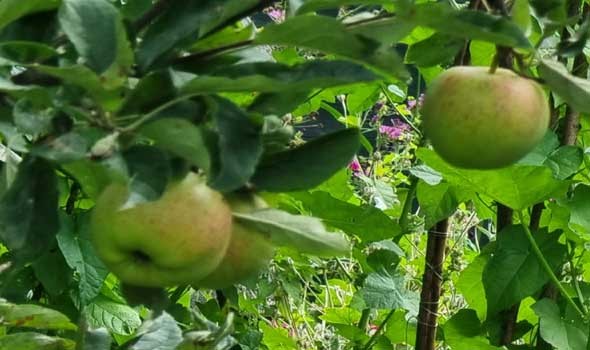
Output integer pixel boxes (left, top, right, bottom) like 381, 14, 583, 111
0, 0, 589, 349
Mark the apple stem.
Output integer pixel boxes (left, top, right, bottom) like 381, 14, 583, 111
489, 54, 499, 74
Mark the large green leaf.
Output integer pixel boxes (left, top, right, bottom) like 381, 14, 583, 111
539, 59, 590, 113
251, 128, 360, 192
417, 181, 459, 229
443, 309, 502, 350
289, 191, 401, 242
58, 0, 120, 73
255, 16, 408, 78
482, 226, 566, 316
532, 298, 588, 350
401, 3, 531, 49
417, 148, 569, 210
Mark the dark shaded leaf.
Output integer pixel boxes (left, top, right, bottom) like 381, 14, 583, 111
0, 0, 60, 32
482, 226, 566, 316
0, 157, 59, 261
251, 128, 360, 191
137, 0, 259, 70
208, 97, 262, 192
179, 60, 379, 94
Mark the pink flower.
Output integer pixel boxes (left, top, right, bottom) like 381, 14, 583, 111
379, 120, 409, 139
265, 7, 285, 22
349, 157, 363, 176
407, 93, 425, 110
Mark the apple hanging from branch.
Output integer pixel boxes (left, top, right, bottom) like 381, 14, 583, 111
420, 66, 550, 169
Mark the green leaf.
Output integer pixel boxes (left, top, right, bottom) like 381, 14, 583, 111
255, 16, 408, 79
456, 252, 489, 321
482, 226, 566, 316
417, 181, 459, 229
0, 300, 77, 331
130, 312, 183, 350
532, 298, 588, 350
0, 332, 75, 350
0, 0, 61, 32
409, 164, 442, 186
418, 148, 569, 210
31, 64, 122, 111
0, 41, 58, 64
84, 295, 141, 336
32, 244, 72, 296
560, 184, 590, 240
179, 60, 379, 94
0, 157, 59, 261
0, 76, 51, 104
13, 98, 53, 136
56, 213, 109, 306
137, 0, 259, 70
234, 208, 350, 256
260, 321, 298, 350
354, 268, 418, 311
58, 0, 119, 73
405, 33, 464, 67
539, 59, 590, 113
251, 128, 360, 192
208, 97, 262, 192
443, 309, 502, 350
511, 0, 532, 36
401, 3, 531, 49
139, 118, 210, 172
290, 191, 401, 242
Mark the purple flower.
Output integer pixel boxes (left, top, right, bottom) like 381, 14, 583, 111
379, 120, 409, 139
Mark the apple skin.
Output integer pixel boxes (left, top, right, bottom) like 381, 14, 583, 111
195, 193, 275, 289
90, 173, 232, 287
421, 66, 550, 169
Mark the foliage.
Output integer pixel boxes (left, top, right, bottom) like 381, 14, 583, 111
0, 0, 589, 349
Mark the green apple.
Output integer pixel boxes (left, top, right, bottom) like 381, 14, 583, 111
421, 66, 550, 169
195, 193, 275, 289
90, 173, 233, 287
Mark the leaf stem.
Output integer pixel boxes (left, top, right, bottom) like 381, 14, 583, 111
517, 211, 586, 319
